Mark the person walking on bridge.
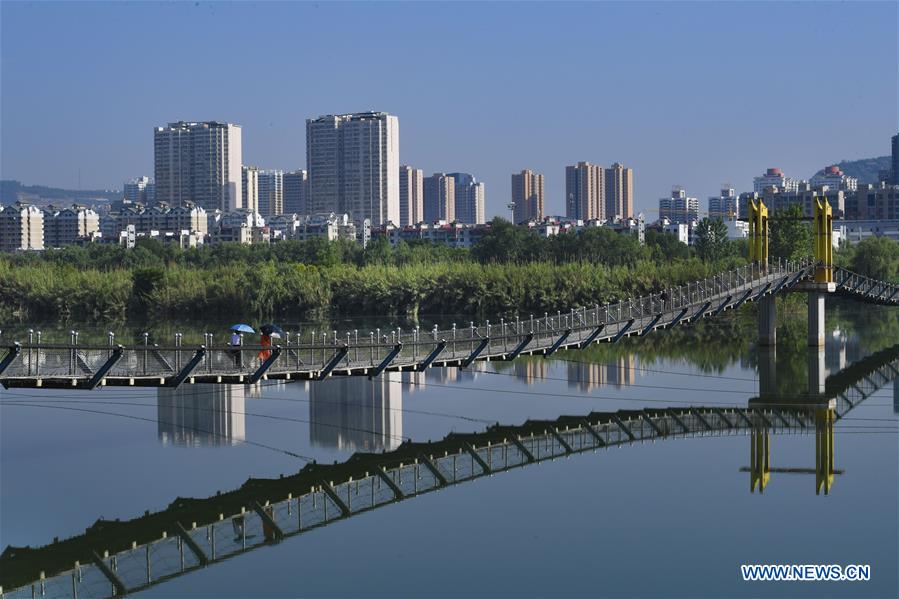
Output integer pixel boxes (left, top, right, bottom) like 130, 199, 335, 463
258, 332, 272, 362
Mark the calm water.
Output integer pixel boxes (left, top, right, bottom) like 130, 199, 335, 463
2, 300, 897, 598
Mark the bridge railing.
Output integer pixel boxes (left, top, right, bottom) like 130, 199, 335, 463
1, 259, 816, 382
833, 267, 899, 305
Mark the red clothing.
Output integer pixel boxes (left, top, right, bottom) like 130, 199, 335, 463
258, 334, 272, 360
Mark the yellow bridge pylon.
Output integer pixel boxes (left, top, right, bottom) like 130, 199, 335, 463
748, 199, 768, 266
813, 197, 833, 283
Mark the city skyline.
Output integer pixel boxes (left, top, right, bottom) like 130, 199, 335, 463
0, 1, 896, 217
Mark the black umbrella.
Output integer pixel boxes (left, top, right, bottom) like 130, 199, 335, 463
260, 323, 285, 338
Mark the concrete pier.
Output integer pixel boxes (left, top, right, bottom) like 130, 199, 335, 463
808, 293, 825, 347
758, 296, 777, 346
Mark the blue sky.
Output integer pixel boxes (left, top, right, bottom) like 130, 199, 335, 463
1, 1, 896, 216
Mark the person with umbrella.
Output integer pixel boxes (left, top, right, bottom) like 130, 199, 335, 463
230, 324, 254, 366
257, 323, 284, 362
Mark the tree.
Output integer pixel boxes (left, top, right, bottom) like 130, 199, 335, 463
850, 236, 899, 281
645, 229, 690, 261
694, 218, 729, 262
769, 205, 812, 261
362, 235, 394, 266
471, 217, 543, 263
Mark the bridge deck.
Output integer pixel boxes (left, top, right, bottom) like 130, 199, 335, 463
1, 261, 896, 390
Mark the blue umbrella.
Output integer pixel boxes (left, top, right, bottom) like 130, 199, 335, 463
230, 324, 255, 334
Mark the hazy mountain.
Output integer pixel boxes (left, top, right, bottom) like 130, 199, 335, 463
811, 156, 891, 185
0, 180, 120, 206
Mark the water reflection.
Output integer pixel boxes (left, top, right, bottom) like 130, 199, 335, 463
308, 377, 403, 451
748, 405, 838, 495
566, 355, 636, 391
157, 384, 247, 447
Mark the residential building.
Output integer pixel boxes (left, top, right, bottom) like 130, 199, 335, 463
43, 204, 100, 247
0, 201, 44, 251
753, 167, 800, 194
565, 162, 604, 221
837, 218, 899, 244
850, 183, 899, 220
306, 111, 399, 226
154, 121, 242, 211
761, 183, 845, 218
294, 213, 358, 243
511, 169, 544, 223
810, 165, 858, 192
375, 221, 490, 250
708, 185, 740, 220
258, 169, 284, 216
449, 172, 485, 224
266, 213, 301, 239
659, 186, 699, 224
283, 170, 308, 215
242, 166, 259, 213
123, 176, 155, 205
423, 173, 455, 222
100, 202, 208, 240
374, 217, 642, 251
604, 163, 634, 221
398, 165, 424, 225
892, 133, 899, 185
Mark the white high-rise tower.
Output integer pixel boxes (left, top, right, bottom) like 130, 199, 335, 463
306, 112, 399, 226
154, 121, 242, 212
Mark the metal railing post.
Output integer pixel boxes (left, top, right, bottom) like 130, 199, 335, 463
69, 330, 77, 375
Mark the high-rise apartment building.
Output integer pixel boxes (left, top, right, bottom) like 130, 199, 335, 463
123, 176, 155, 205
154, 121, 242, 211
604, 163, 634, 221
423, 173, 455, 222
449, 173, 485, 225
258, 169, 284, 216
511, 169, 544, 223
708, 185, 740, 220
283, 170, 309, 215
398, 165, 424, 225
753, 167, 799, 194
891, 133, 898, 185
306, 112, 399, 226
0, 201, 44, 251
659, 186, 699, 224
565, 162, 605, 221
241, 166, 259, 213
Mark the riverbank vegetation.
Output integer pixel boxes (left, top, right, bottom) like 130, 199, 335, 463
2, 215, 895, 322
0, 257, 741, 321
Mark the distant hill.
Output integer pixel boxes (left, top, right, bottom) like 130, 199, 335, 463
0, 180, 120, 206
811, 156, 891, 184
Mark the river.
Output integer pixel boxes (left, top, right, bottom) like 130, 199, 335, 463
1, 299, 897, 598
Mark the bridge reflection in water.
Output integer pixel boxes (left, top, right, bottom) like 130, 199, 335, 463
3, 338, 896, 599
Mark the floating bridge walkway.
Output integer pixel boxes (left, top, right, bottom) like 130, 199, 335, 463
1, 259, 897, 390
3, 342, 897, 599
